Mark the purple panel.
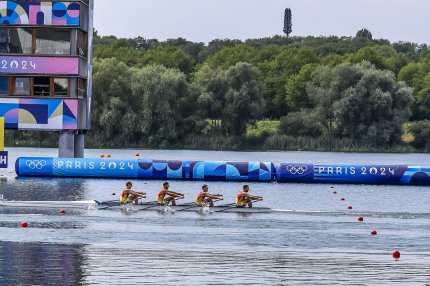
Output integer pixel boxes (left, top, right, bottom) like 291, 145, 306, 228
0, 56, 79, 75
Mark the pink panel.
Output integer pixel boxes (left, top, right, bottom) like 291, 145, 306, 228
0, 56, 79, 75
64, 100, 78, 118
51, 18, 66, 25
28, 6, 42, 24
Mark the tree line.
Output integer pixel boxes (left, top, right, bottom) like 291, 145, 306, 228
8, 29, 430, 151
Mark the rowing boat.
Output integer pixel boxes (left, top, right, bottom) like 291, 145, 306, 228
0, 199, 275, 214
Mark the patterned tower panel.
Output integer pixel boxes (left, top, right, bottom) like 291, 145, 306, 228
0, 1, 80, 26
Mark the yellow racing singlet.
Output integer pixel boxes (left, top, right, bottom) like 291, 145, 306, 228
120, 191, 130, 204
195, 192, 205, 206
236, 192, 244, 206
157, 190, 166, 204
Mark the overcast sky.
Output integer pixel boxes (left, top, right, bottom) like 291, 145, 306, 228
93, 0, 429, 44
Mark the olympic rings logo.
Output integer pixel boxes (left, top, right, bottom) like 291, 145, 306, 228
286, 165, 308, 175
25, 160, 47, 170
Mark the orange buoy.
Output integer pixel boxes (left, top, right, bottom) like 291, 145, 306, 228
21, 221, 28, 228
59, 209, 66, 214
347, 206, 352, 210
358, 217, 364, 222
341, 198, 346, 201
371, 230, 378, 235
112, 192, 116, 196
107, 154, 112, 158
100, 154, 105, 158
392, 250, 401, 260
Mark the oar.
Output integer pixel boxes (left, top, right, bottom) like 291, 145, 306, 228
96, 196, 150, 210
141, 196, 186, 211
215, 198, 263, 213
178, 198, 224, 211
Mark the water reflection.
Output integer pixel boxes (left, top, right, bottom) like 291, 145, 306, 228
2, 177, 86, 201
0, 241, 85, 286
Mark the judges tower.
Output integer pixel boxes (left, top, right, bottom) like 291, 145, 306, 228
0, 0, 94, 157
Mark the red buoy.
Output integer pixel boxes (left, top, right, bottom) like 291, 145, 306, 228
358, 217, 364, 222
347, 206, 352, 210
392, 250, 401, 260
333, 191, 337, 194
100, 154, 105, 158
59, 209, 66, 214
423, 284, 429, 286
341, 198, 346, 201
112, 192, 116, 196
371, 230, 378, 235
330, 186, 334, 189
135, 153, 140, 157
21, 221, 28, 228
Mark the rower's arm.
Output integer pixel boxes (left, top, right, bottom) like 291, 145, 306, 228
167, 191, 184, 197
207, 193, 223, 199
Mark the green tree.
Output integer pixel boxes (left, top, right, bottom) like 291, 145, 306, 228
348, 46, 388, 70
139, 46, 195, 74
285, 64, 317, 111
409, 120, 430, 150
279, 111, 322, 137
91, 58, 140, 145
131, 65, 191, 147
356, 28, 373, 40
193, 65, 228, 134
204, 44, 258, 70
258, 46, 319, 117
309, 62, 414, 146
222, 62, 264, 135
307, 63, 363, 131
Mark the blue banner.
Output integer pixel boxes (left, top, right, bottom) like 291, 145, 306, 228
15, 158, 430, 185
275, 163, 430, 185
16, 157, 139, 178
0, 151, 7, 168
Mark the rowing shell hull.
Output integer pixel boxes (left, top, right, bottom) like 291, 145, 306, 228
102, 204, 275, 213
0, 200, 275, 213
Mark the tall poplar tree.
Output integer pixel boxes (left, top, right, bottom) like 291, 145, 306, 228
283, 8, 292, 37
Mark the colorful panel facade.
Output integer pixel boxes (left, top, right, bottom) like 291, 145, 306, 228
0, 98, 78, 130
0, 56, 79, 75
0, 1, 80, 26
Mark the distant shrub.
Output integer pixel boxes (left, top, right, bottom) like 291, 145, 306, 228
279, 111, 322, 137
247, 120, 280, 137
409, 120, 430, 150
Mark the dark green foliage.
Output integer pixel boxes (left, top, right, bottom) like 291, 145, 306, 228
409, 120, 430, 150
61, 33, 430, 150
307, 62, 414, 146
356, 29, 373, 40
279, 111, 322, 137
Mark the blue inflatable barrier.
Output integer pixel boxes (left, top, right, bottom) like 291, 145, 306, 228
275, 163, 430, 185
15, 157, 275, 182
15, 157, 430, 185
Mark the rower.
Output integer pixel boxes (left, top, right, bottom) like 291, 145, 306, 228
236, 185, 263, 208
120, 181, 146, 205
157, 182, 184, 206
195, 184, 223, 207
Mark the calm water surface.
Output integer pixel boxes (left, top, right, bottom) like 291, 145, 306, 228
0, 148, 429, 285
